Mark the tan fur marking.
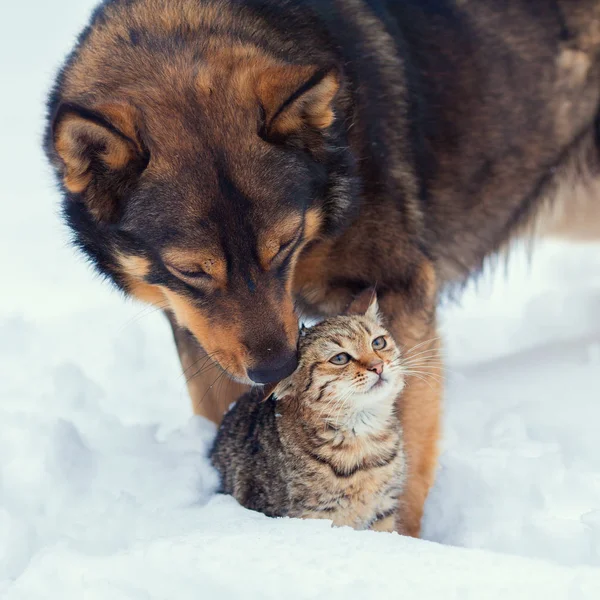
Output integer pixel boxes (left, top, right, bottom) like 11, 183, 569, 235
63, 172, 93, 195
416, 260, 437, 305
129, 280, 167, 307
292, 238, 346, 314
303, 71, 340, 129
180, 349, 249, 423
195, 67, 214, 95
97, 104, 143, 152
280, 294, 299, 346
163, 289, 248, 380
558, 48, 592, 87
304, 208, 324, 242
116, 253, 167, 306
162, 248, 227, 285
377, 268, 441, 538
257, 67, 340, 135
117, 254, 151, 279
256, 64, 314, 118
54, 112, 135, 194
257, 215, 303, 269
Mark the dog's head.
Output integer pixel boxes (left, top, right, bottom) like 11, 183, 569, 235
46, 36, 358, 384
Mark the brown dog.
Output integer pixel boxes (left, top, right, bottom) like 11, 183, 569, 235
44, 0, 600, 537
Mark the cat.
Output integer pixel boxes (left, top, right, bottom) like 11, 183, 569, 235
210, 297, 406, 532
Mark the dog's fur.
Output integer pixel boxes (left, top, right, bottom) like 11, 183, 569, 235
45, 0, 600, 536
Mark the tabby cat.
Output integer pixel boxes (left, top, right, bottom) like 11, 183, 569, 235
210, 298, 406, 532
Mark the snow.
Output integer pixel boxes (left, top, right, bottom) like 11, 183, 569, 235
1, 1, 600, 598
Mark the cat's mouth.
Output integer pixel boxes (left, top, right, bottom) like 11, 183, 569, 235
367, 376, 387, 392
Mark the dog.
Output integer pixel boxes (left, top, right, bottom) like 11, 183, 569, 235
44, 0, 600, 537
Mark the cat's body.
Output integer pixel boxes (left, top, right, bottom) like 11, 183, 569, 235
210, 302, 406, 532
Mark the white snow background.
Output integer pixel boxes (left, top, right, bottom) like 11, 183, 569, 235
1, 2, 600, 598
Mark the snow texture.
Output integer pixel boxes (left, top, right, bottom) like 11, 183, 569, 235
1, 2, 600, 598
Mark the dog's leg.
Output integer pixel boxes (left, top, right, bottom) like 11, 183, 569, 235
166, 312, 250, 424
378, 264, 442, 538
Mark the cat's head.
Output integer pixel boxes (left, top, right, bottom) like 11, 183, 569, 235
273, 293, 405, 428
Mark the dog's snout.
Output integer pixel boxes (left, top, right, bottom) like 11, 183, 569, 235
247, 351, 298, 384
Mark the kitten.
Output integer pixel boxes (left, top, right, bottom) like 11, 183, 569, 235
210, 298, 406, 532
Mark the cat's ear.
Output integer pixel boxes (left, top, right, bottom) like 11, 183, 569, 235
364, 295, 381, 322
299, 324, 309, 337
272, 376, 295, 402
344, 288, 380, 321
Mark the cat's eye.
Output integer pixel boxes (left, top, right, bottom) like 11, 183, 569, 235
372, 336, 387, 351
329, 352, 351, 366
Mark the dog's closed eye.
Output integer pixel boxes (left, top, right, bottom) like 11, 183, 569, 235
272, 236, 297, 262
161, 250, 226, 284
268, 229, 303, 270
165, 263, 211, 281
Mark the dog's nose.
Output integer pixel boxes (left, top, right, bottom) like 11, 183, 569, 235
248, 351, 298, 384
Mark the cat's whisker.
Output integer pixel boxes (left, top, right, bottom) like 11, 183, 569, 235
401, 353, 443, 369
401, 368, 445, 387
401, 364, 446, 378
390, 356, 434, 365
402, 336, 442, 357
404, 334, 442, 350
403, 347, 443, 359
320, 387, 355, 423
401, 372, 437, 391
314, 379, 345, 421
402, 348, 444, 363
397, 359, 444, 371
404, 337, 442, 351
319, 386, 357, 426
399, 351, 445, 366
402, 354, 444, 363
392, 353, 449, 369
403, 366, 449, 378
403, 364, 451, 375
333, 394, 350, 427
399, 359, 458, 377
333, 383, 365, 426
317, 392, 340, 422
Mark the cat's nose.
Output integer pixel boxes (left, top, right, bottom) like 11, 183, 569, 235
247, 351, 298, 384
368, 361, 384, 376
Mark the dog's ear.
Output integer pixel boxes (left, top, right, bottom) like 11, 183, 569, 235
51, 103, 148, 223
345, 288, 380, 322
257, 65, 340, 138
